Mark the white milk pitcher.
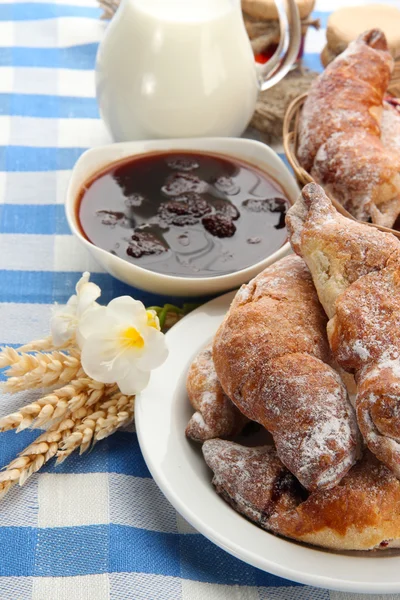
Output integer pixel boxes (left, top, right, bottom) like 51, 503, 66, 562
96, 0, 301, 142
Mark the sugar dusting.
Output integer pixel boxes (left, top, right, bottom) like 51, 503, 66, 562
332, 254, 400, 372
288, 183, 400, 480
213, 255, 359, 491
381, 101, 400, 152
202, 439, 304, 525
297, 31, 400, 226
203, 438, 400, 551
186, 343, 247, 441
199, 166, 400, 547
265, 364, 359, 490
287, 183, 400, 318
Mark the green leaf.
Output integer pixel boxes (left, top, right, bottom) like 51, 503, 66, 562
147, 303, 201, 332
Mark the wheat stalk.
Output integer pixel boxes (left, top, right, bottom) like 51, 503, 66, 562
57, 392, 134, 462
0, 347, 20, 369
0, 414, 86, 497
0, 348, 83, 393
0, 376, 116, 432
95, 392, 134, 439
0, 391, 135, 497
17, 336, 57, 353
0, 421, 69, 497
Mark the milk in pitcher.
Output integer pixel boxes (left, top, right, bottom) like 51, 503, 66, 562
96, 0, 259, 141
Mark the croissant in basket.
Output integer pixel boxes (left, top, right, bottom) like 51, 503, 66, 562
297, 29, 400, 228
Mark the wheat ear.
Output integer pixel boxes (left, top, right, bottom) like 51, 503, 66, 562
0, 377, 116, 432
0, 424, 66, 497
57, 392, 134, 462
0, 404, 100, 497
17, 336, 54, 353
17, 335, 78, 353
1, 348, 83, 393
0, 387, 134, 498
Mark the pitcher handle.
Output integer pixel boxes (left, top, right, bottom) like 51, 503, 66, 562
258, 0, 301, 92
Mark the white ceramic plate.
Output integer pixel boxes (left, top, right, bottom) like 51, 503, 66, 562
136, 293, 400, 595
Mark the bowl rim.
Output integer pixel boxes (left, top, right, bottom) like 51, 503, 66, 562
65, 137, 299, 288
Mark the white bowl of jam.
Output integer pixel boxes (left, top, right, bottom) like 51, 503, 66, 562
66, 138, 299, 296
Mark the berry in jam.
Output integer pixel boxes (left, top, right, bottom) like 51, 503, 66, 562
77, 151, 290, 277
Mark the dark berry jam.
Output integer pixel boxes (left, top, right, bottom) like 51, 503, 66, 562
77, 151, 290, 278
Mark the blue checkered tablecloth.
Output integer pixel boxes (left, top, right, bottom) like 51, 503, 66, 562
1, 1, 400, 598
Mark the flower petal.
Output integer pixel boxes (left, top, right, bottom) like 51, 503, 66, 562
135, 328, 168, 371
117, 366, 150, 395
80, 330, 146, 383
77, 285, 101, 317
66, 294, 78, 309
74, 272, 101, 317
50, 303, 77, 346
50, 316, 75, 346
75, 272, 90, 293
77, 306, 118, 346
112, 343, 154, 379
106, 296, 148, 328
80, 333, 123, 383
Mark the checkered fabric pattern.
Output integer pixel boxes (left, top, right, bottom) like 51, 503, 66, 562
0, 1, 399, 598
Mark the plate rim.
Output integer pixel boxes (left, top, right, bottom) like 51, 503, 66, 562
136, 291, 400, 595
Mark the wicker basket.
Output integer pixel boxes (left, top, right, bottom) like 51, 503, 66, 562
283, 85, 400, 240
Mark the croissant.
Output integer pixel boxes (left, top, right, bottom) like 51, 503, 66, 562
185, 344, 247, 442
381, 99, 400, 155
213, 255, 359, 492
202, 439, 305, 529
203, 439, 400, 551
286, 183, 400, 477
298, 29, 400, 228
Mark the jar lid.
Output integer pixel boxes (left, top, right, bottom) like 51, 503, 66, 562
327, 4, 400, 57
242, 0, 315, 21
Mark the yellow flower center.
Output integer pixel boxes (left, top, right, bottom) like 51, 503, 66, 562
146, 310, 160, 330
120, 327, 145, 349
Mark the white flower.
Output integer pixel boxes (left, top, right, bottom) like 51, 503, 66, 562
77, 296, 168, 395
50, 272, 101, 346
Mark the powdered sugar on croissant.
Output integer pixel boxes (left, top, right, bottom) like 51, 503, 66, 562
298, 29, 400, 227
287, 183, 400, 478
213, 255, 359, 492
186, 344, 247, 442
286, 183, 400, 318
202, 439, 305, 528
203, 439, 400, 551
